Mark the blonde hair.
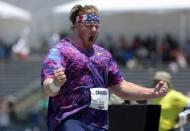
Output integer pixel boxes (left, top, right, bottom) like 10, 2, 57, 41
69, 5, 99, 28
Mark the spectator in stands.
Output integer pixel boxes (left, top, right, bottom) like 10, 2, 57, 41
151, 71, 190, 131
143, 34, 160, 66
6, 96, 18, 125
117, 35, 135, 65
41, 5, 168, 131
131, 35, 149, 68
0, 98, 10, 130
159, 34, 187, 72
0, 41, 5, 62
12, 27, 30, 60
183, 38, 190, 65
104, 34, 121, 62
0, 96, 23, 131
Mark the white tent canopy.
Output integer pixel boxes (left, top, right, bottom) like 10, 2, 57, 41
0, 1, 32, 44
0, 0, 31, 21
53, 0, 190, 14
53, 0, 190, 44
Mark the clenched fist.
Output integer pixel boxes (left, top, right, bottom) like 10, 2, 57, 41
153, 81, 168, 97
53, 68, 67, 87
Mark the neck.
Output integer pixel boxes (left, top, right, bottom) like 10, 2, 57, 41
69, 33, 85, 49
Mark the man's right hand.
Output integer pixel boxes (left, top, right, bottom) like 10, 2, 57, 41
53, 68, 67, 87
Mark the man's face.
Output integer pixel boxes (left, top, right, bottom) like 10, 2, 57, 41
76, 22, 100, 48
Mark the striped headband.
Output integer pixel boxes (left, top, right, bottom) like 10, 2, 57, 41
76, 13, 100, 23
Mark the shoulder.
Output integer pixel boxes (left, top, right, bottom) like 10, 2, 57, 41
170, 89, 184, 96
49, 38, 74, 53
45, 38, 73, 58
55, 38, 72, 49
170, 89, 189, 101
94, 44, 112, 57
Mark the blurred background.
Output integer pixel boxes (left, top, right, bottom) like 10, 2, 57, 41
0, 0, 190, 131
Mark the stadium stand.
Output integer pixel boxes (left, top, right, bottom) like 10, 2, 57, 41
0, 60, 41, 98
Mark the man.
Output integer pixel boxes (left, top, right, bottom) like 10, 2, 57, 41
41, 5, 168, 131
151, 71, 190, 131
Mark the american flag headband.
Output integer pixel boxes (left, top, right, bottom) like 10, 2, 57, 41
76, 14, 100, 23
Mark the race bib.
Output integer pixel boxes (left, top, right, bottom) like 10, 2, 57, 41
89, 87, 109, 110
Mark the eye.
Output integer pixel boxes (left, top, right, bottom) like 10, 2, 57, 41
95, 25, 100, 29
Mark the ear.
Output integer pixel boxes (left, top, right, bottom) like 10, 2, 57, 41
74, 23, 80, 28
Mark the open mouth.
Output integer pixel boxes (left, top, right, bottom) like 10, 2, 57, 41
89, 36, 95, 43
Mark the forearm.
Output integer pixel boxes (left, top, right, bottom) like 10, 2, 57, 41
110, 80, 155, 101
43, 78, 60, 97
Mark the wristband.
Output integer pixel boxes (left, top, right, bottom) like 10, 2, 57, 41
49, 79, 60, 93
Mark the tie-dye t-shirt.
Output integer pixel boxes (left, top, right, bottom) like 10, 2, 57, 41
41, 38, 124, 131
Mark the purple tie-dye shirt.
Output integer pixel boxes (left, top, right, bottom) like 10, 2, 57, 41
41, 38, 124, 131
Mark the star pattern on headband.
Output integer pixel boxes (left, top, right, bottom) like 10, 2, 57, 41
87, 14, 100, 23
76, 13, 100, 23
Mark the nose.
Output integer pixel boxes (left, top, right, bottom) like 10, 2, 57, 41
91, 26, 99, 32
91, 26, 96, 32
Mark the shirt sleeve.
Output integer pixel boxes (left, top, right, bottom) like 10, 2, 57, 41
107, 58, 124, 87
173, 91, 190, 109
41, 47, 65, 85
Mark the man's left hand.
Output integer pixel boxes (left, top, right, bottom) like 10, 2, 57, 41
153, 81, 168, 97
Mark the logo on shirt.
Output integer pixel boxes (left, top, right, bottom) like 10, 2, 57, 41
96, 52, 102, 56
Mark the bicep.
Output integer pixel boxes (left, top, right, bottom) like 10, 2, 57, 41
109, 80, 126, 97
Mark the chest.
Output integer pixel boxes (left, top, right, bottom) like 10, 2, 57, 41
64, 48, 110, 74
